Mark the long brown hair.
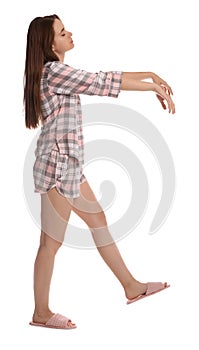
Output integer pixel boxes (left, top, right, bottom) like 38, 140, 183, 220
24, 14, 60, 129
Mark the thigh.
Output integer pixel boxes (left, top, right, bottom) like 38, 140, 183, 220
72, 181, 107, 229
41, 187, 72, 243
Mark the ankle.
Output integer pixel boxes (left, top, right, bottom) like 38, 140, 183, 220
33, 308, 53, 318
124, 280, 147, 300
122, 276, 137, 290
33, 309, 54, 323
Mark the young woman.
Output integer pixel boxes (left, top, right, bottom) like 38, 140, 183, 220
24, 14, 175, 330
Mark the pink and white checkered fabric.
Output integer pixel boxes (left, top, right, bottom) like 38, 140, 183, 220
33, 61, 122, 198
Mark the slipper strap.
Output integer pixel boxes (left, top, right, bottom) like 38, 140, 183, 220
146, 282, 164, 295
46, 313, 70, 328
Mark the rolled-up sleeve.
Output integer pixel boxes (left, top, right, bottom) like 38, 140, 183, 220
47, 62, 122, 98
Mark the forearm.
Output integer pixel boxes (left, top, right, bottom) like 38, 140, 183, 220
121, 72, 155, 92
122, 72, 154, 81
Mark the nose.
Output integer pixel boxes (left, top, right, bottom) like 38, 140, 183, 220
66, 30, 72, 37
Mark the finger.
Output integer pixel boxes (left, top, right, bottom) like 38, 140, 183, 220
169, 96, 173, 113
162, 101, 167, 110
166, 99, 170, 113
156, 92, 175, 114
168, 85, 173, 95
164, 95, 171, 113
161, 83, 173, 96
169, 96, 175, 114
167, 86, 173, 96
171, 100, 176, 114
156, 94, 167, 110
169, 102, 171, 113
169, 97, 175, 114
156, 93, 166, 105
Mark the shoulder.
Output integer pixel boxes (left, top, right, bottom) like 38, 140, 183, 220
45, 61, 69, 71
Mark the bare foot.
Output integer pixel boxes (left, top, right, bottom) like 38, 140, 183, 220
32, 310, 76, 328
124, 280, 147, 301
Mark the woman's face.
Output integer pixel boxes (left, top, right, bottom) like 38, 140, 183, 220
52, 18, 74, 61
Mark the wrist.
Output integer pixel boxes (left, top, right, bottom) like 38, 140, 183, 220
150, 72, 156, 80
151, 82, 158, 92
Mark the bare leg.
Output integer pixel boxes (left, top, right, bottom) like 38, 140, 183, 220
31, 178, 158, 324
72, 181, 147, 299
32, 189, 75, 327
33, 231, 62, 323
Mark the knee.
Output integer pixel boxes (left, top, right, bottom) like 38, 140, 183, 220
40, 231, 62, 256
87, 211, 108, 230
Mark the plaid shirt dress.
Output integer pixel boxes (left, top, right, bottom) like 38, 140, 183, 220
33, 61, 122, 198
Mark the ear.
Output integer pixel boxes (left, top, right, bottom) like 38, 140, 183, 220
52, 44, 55, 51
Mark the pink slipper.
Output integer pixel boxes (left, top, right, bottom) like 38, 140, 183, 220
127, 282, 170, 305
29, 313, 77, 329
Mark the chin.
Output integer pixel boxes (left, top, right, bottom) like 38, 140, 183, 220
65, 45, 74, 53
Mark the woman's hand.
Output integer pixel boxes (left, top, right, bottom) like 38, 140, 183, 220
121, 71, 176, 114
151, 72, 173, 95
151, 73, 175, 114
153, 82, 175, 114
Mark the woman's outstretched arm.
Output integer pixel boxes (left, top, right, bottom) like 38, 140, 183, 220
121, 72, 175, 114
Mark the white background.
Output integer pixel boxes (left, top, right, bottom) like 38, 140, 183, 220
0, 0, 198, 349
